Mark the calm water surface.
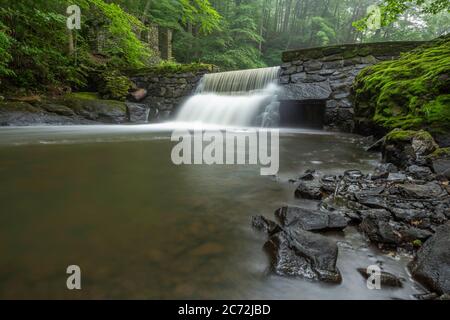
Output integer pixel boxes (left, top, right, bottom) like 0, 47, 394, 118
0, 124, 425, 299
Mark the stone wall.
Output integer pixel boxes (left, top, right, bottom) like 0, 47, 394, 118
128, 69, 210, 122
280, 41, 426, 131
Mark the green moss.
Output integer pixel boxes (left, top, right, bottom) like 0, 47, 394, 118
354, 35, 450, 135
61, 92, 126, 112
127, 62, 216, 77
0, 101, 40, 113
385, 129, 434, 143
385, 129, 418, 142
66, 92, 99, 100
429, 147, 450, 159
412, 239, 422, 247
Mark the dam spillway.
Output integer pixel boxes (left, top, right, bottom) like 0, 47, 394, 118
175, 67, 281, 127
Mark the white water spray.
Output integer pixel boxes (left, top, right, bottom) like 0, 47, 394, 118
175, 67, 281, 127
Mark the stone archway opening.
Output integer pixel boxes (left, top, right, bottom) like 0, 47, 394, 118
279, 99, 326, 129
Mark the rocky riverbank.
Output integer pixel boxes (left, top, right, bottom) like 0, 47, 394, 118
0, 92, 163, 126
252, 129, 450, 299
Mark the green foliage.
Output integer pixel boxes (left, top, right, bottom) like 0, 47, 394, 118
83, 0, 152, 69
354, 35, 450, 133
173, 1, 267, 70
0, 0, 153, 91
98, 70, 132, 101
0, 2, 86, 89
129, 60, 215, 76
0, 22, 14, 77
355, 0, 450, 31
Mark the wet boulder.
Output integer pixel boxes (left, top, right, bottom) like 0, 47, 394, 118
354, 193, 389, 210
264, 228, 342, 283
406, 165, 433, 181
59, 93, 128, 124
372, 163, 398, 180
275, 206, 348, 232
359, 210, 402, 245
397, 182, 445, 199
251, 215, 281, 235
428, 148, 450, 180
295, 179, 323, 200
357, 268, 404, 288
410, 223, 450, 295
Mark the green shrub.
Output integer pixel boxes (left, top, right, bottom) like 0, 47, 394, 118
98, 71, 132, 101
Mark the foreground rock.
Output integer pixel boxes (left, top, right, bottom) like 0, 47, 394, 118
252, 211, 342, 283
264, 228, 342, 283
409, 223, 450, 296
275, 206, 349, 232
357, 268, 404, 288
0, 93, 155, 126
293, 158, 449, 249
251, 215, 281, 235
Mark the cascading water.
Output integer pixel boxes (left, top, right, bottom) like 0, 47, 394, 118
175, 67, 281, 127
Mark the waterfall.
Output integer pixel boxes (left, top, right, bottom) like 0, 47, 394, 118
175, 67, 281, 127
198, 67, 280, 94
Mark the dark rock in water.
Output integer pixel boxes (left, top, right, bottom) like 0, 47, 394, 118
357, 268, 404, 288
359, 210, 402, 245
375, 163, 399, 175
386, 173, 407, 183
299, 169, 316, 181
354, 193, 389, 210
126, 103, 150, 123
410, 223, 450, 295
407, 165, 433, 181
251, 215, 281, 235
383, 143, 416, 169
275, 206, 348, 232
295, 179, 323, 200
390, 207, 429, 223
435, 135, 450, 148
264, 228, 341, 283
399, 226, 433, 242
432, 158, 450, 179
397, 182, 445, 199
344, 169, 364, 180
358, 209, 391, 220
414, 292, 439, 300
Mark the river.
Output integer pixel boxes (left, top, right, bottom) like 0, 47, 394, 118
0, 123, 425, 299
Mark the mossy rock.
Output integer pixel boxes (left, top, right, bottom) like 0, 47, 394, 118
428, 147, 450, 160
0, 101, 41, 113
353, 35, 450, 137
385, 129, 434, 143
58, 92, 127, 124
